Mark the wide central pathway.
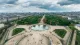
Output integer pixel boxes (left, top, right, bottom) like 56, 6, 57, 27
39, 15, 45, 24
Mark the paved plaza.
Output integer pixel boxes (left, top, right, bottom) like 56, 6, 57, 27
4, 15, 72, 45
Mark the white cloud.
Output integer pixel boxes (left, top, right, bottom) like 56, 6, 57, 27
0, 6, 50, 13
0, 0, 80, 12
62, 4, 80, 11
17, 0, 28, 3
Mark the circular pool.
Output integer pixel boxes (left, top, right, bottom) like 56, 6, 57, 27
31, 24, 49, 31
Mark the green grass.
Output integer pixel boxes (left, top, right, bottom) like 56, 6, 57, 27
12, 28, 25, 36
69, 25, 77, 30
54, 29, 67, 38
76, 30, 80, 45
68, 25, 80, 45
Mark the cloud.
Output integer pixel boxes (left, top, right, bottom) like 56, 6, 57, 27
0, 0, 18, 4
0, 0, 80, 12
0, 6, 50, 13
58, 0, 80, 5
20, 0, 63, 11
0, 0, 61, 12
7, 0, 18, 4
62, 4, 80, 11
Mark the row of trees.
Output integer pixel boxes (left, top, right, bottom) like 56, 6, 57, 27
16, 15, 42, 25
0, 23, 13, 42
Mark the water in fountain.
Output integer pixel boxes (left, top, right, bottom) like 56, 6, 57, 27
31, 24, 49, 31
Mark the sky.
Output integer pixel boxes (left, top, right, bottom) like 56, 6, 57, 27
0, 0, 80, 12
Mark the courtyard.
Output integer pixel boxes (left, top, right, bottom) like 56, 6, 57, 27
4, 15, 72, 45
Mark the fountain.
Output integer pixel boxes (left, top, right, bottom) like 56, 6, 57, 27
31, 24, 49, 31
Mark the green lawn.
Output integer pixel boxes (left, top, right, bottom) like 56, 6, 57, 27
12, 28, 25, 36
76, 30, 80, 45
68, 25, 80, 45
69, 25, 77, 30
54, 29, 67, 38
